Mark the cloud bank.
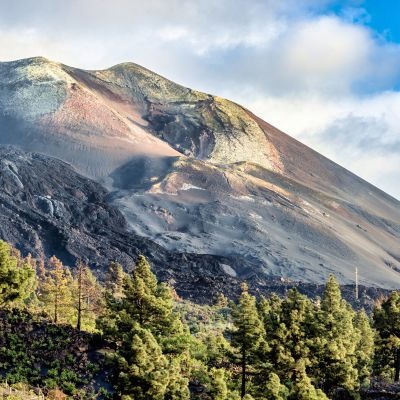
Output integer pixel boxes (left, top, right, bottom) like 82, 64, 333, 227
0, 0, 399, 198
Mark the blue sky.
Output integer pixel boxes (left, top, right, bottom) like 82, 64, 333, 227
325, 1, 400, 93
338, 1, 400, 42
0, 0, 399, 199
310, 0, 400, 42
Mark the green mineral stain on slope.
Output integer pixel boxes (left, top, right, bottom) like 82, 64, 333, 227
0, 57, 69, 119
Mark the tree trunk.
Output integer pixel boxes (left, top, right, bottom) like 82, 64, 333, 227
395, 348, 400, 382
77, 296, 82, 330
241, 347, 246, 398
54, 292, 58, 323
77, 265, 82, 331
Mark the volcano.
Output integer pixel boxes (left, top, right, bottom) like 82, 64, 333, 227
0, 56, 399, 294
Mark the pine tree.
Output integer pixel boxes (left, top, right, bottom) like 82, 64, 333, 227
200, 330, 232, 368
116, 323, 169, 400
215, 293, 229, 308
99, 255, 191, 400
99, 262, 126, 336
313, 275, 359, 395
259, 289, 316, 383
263, 373, 289, 400
289, 360, 328, 400
105, 261, 125, 300
373, 291, 400, 381
74, 261, 103, 331
38, 256, 74, 324
165, 356, 191, 400
36, 258, 46, 281
122, 255, 169, 330
117, 256, 191, 354
230, 283, 264, 398
0, 240, 36, 307
209, 368, 229, 400
354, 310, 374, 386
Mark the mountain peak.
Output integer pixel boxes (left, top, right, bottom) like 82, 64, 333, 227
0, 55, 56, 67
0, 57, 285, 174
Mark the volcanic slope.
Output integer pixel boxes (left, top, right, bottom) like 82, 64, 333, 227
0, 56, 399, 289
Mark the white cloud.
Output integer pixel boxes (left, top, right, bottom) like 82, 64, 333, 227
280, 17, 371, 92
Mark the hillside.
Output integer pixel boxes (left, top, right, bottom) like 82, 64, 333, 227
0, 56, 399, 290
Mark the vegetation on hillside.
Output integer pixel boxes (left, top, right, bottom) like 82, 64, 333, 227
0, 239, 399, 399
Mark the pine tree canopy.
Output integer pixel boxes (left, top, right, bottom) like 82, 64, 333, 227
0, 240, 36, 306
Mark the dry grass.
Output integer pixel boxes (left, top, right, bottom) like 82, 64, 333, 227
0, 383, 47, 399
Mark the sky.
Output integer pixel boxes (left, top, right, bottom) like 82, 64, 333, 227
0, 0, 399, 199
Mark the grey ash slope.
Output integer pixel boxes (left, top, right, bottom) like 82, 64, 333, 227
0, 147, 253, 301
0, 56, 400, 290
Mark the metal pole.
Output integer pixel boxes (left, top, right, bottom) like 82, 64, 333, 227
355, 267, 359, 300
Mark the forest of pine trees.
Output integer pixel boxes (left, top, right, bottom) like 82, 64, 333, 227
1, 239, 400, 399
